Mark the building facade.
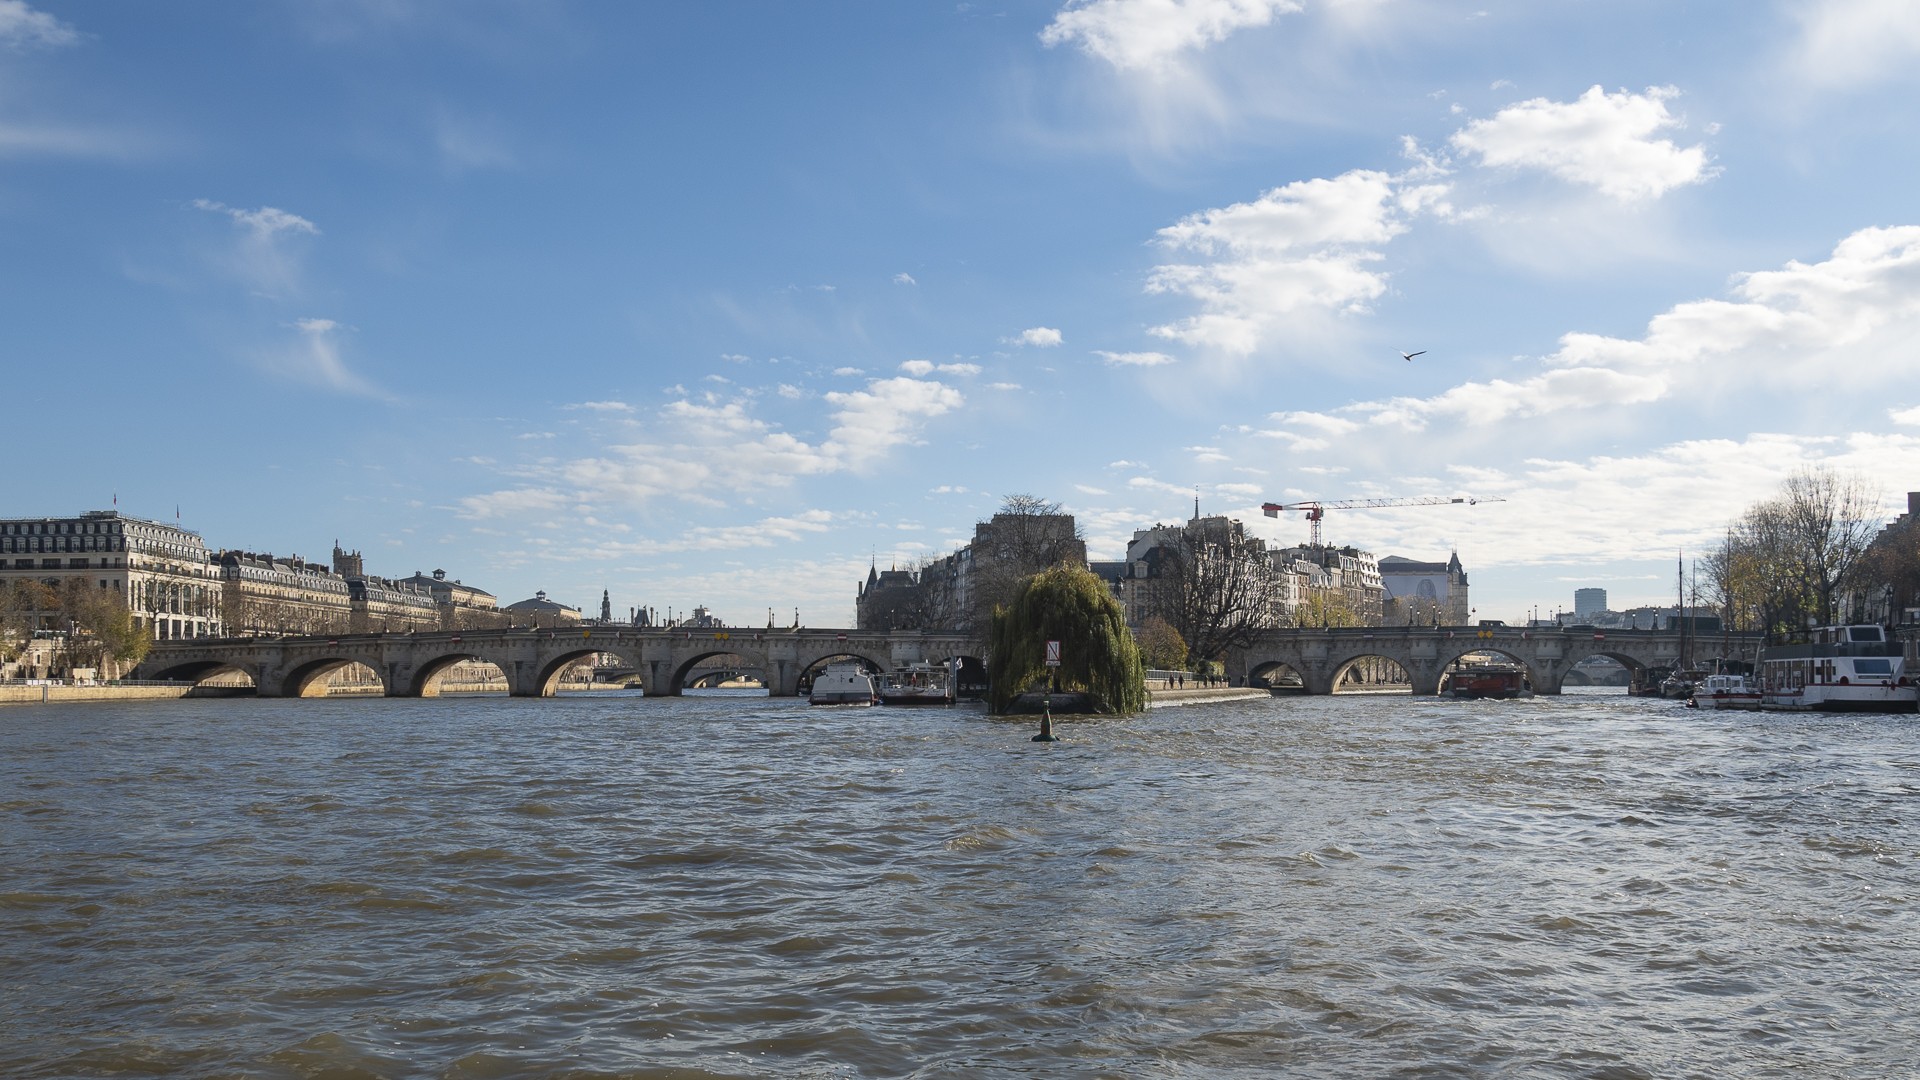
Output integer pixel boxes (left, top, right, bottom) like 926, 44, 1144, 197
2, 511, 222, 640
217, 550, 351, 637
1379, 553, 1471, 626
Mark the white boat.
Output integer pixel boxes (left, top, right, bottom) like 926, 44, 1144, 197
808, 661, 877, 706
1690, 671, 1761, 710
878, 661, 954, 705
1757, 625, 1918, 713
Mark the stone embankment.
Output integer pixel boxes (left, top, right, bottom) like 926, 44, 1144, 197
1, 683, 196, 705
1146, 685, 1269, 707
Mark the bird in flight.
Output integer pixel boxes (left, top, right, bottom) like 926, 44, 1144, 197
1401, 350, 1425, 362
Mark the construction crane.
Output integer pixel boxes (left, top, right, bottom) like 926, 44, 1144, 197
1260, 496, 1506, 548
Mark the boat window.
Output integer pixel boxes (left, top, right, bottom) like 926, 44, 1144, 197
1854, 658, 1893, 675
1848, 626, 1884, 642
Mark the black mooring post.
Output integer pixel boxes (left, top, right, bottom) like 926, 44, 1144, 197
1033, 670, 1059, 742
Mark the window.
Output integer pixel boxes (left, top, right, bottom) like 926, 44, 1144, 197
1854, 659, 1893, 675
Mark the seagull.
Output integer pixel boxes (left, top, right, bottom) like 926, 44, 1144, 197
1401, 350, 1425, 362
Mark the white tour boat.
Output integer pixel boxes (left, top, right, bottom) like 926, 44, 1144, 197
808, 661, 877, 706
1690, 671, 1762, 711
1757, 624, 1917, 713
878, 661, 955, 706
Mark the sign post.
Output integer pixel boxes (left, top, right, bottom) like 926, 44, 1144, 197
1034, 640, 1062, 742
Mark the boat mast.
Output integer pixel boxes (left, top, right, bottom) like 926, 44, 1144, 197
1676, 550, 1688, 669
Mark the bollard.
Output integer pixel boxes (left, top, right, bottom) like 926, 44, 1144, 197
1032, 691, 1058, 742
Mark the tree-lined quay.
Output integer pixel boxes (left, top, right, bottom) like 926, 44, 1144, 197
12, 468, 1920, 699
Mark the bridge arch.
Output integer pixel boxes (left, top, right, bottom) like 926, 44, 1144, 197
1328, 653, 1413, 693
278, 656, 387, 699
528, 645, 642, 697
1558, 647, 1661, 692
402, 652, 508, 697
656, 649, 770, 696
789, 651, 886, 697
1247, 659, 1306, 692
142, 658, 260, 690
1432, 647, 1538, 696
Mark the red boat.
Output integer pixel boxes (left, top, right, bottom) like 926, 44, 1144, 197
1445, 664, 1532, 699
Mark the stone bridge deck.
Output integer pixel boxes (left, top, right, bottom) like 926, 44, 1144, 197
136, 627, 982, 698
1231, 625, 1760, 695
135, 623, 1756, 700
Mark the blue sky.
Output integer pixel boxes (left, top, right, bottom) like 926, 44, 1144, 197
6, 0, 1920, 625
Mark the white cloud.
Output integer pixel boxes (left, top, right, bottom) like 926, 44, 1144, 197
821, 377, 966, 469
777, 383, 805, 399
1039, 0, 1303, 73
1076, 484, 1111, 495
893, 272, 917, 285
567, 401, 634, 413
1270, 225, 1920, 439
1128, 475, 1196, 496
1095, 349, 1177, 366
720, 353, 751, 363
1433, 434, 1920, 570
1792, 0, 1920, 88
832, 366, 864, 376
1148, 168, 1448, 354
903, 360, 984, 377
988, 381, 1023, 390
1893, 405, 1920, 426
0, 0, 77, 49
1449, 86, 1716, 202
461, 377, 965, 519
1009, 326, 1064, 347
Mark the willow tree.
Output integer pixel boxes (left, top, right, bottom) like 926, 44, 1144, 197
987, 564, 1146, 715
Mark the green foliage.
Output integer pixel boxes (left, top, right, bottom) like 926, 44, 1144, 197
987, 564, 1146, 715
1134, 615, 1189, 670
55, 578, 152, 671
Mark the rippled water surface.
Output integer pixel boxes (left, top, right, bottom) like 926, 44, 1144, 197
4, 690, 1918, 1078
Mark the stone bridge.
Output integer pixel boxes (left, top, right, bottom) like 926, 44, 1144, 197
1229, 625, 1762, 695
135, 627, 983, 698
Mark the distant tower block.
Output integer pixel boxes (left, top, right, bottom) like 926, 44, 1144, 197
1574, 588, 1606, 619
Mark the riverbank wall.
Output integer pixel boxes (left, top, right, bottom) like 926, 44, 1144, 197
1146, 686, 1269, 707
1, 683, 197, 705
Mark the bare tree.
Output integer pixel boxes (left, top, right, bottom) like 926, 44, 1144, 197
1148, 518, 1284, 663
1709, 467, 1885, 636
964, 494, 1086, 632
1779, 466, 1883, 626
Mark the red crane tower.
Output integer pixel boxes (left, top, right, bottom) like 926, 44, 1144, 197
1260, 496, 1505, 547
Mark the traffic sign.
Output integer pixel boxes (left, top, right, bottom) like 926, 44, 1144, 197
1044, 640, 1062, 667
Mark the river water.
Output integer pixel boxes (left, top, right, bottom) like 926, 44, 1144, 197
2, 689, 1916, 1078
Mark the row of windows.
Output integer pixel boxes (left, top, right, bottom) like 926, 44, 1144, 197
1, 535, 129, 554
5, 558, 128, 570
0, 521, 124, 536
